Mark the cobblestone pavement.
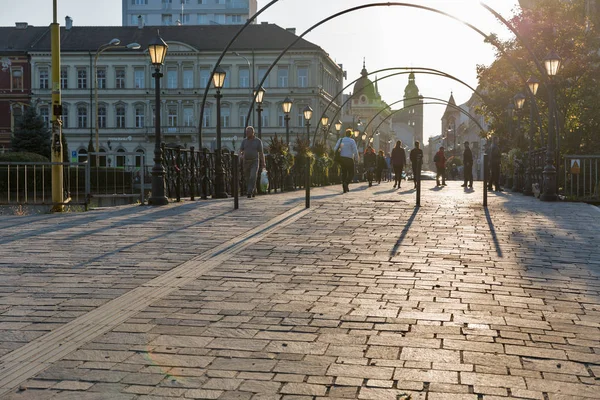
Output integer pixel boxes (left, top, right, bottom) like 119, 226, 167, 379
0, 180, 599, 399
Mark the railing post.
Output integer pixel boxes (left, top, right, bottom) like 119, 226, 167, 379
85, 159, 91, 210
140, 154, 145, 205
175, 147, 181, 202
233, 152, 239, 210
201, 148, 209, 200
483, 153, 489, 208
305, 154, 310, 209
190, 146, 196, 201
416, 155, 422, 207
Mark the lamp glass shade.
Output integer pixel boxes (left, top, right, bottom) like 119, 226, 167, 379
321, 116, 329, 127
212, 66, 227, 89
148, 33, 168, 67
369, 137, 374, 143
127, 42, 141, 50
254, 86, 265, 103
361, 134, 367, 141
354, 130, 359, 137
109, 38, 121, 46
335, 120, 342, 132
544, 51, 561, 76
526, 76, 540, 96
282, 97, 293, 114
514, 93, 526, 110
303, 105, 313, 121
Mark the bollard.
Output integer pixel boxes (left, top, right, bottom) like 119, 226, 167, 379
483, 153, 489, 208
416, 155, 422, 207
233, 152, 239, 210
305, 154, 310, 209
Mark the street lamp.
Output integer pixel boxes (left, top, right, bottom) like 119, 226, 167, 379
282, 97, 293, 145
513, 93, 525, 192
254, 85, 265, 139
147, 31, 168, 206
523, 76, 539, 196
335, 120, 342, 138
93, 39, 140, 166
212, 66, 228, 198
303, 105, 312, 208
541, 50, 561, 201
321, 115, 329, 144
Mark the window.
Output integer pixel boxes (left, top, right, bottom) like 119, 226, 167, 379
78, 149, 88, 163
199, 68, 210, 88
229, 15, 242, 24
39, 67, 49, 89
77, 68, 87, 89
221, 105, 230, 128
183, 69, 193, 89
278, 110, 285, 128
135, 106, 145, 128
181, 14, 190, 24
197, 14, 208, 24
258, 67, 269, 88
131, 14, 146, 25
297, 67, 308, 88
116, 106, 126, 128
183, 107, 193, 126
214, 14, 225, 24
202, 106, 211, 127
116, 69, 125, 89
39, 106, 50, 127
78, 106, 87, 128
97, 106, 106, 128
134, 68, 145, 89
162, 14, 173, 25
97, 68, 106, 89
132, 0, 147, 4
239, 68, 249, 88
135, 149, 144, 168
167, 68, 177, 89
11, 68, 23, 90
277, 67, 288, 88
261, 107, 269, 128
116, 149, 126, 168
198, 0, 205, 4
238, 106, 249, 127
163, 0, 172, 3
62, 106, 69, 128
297, 110, 305, 127
167, 106, 178, 127
60, 68, 68, 89
223, 67, 230, 88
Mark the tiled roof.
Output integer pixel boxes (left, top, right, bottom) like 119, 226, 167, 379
0, 23, 322, 53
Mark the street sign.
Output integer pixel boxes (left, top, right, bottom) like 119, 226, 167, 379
571, 159, 581, 174
71, 150, 77, 163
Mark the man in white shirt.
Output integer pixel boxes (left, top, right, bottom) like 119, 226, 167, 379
334, 129, 359, 193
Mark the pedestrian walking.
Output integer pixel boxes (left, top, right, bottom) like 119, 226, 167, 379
333, 129, 359, 193
462, 141, 474, 189
391, 140, 406, 189
489, 136, 502, 191
409, 141, 423, 189
239, 126, 266, 198
434, 146, 447, 186
376, 150, 387, 184
364, 145, 376, 187
385, 152, 392, 181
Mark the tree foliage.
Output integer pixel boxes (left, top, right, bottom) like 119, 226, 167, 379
10, 107, 51, 158
477, 0, 600, 155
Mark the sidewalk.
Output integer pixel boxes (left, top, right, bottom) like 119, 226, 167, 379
0, 180, 599, 399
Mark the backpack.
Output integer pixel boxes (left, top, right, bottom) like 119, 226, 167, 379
433, 153, 440, 163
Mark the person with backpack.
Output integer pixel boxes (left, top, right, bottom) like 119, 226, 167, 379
434, 146, 447, 187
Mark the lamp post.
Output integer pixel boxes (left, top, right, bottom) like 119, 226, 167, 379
282, 97, 293, 145
523, 76, 539, 196
321, 115, 329, 144
212, 66, 228, 199
147, 31, 168, 206
303, 105, 312, 208
513, 93, 525, 192
541, 51, 561, 201
335, 120, 342, 139
93, 39, 141, 166
254, 85, 265, 139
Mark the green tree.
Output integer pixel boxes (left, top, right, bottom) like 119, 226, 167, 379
477, 0, 600, 154
11, 107, 51, 158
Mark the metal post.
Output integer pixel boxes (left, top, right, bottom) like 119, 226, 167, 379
214, 89, 227, 198
305, 122, 310, 209
483, 153, 489, 208
523, 102, 534, 196
189, 146, 196, 201
233, 151, 239, 210
285, 114, 290, 145
148, 67, 168, 205
416, 155, 422, 207
257, 103, 263, 140
50, 0, 63, 211
541, 82, 558, 201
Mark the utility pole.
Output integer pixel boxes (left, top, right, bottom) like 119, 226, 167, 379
51, 0, 64, 211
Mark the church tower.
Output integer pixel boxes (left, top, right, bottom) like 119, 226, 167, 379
403, 72, 423, 144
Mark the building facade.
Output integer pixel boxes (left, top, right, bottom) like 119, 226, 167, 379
1, 22, 343, 165
391, 72, 424, 151
122, 0, 258, 27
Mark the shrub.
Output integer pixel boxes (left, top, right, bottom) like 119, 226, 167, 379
0, 152, 50, 162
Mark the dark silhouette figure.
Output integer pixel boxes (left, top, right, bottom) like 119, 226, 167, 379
462, 141, 473, 188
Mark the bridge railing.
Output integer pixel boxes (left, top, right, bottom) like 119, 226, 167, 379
563, 155, 599, 201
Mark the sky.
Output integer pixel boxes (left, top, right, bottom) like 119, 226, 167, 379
0, 0, 522, 141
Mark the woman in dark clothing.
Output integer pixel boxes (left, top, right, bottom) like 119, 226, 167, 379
363, 145, 376, 187
390, 140, 406, 189
376, 150, 387, 184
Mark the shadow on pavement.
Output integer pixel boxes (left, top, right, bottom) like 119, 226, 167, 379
390, 207, 419, 256
485, 207, 503, 257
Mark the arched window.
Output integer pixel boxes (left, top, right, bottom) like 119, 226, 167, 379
99, 148, 107, 167
77, 148, 87, 163
135, 149, 145, 168
116, 148, 126, 167
135, 105, 145, 128
77, 106, 87, 128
